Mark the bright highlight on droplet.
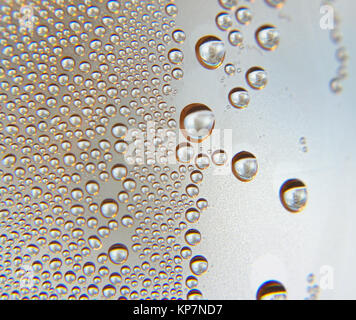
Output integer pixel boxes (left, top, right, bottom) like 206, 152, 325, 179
196, 36, 226, 70
232, 151, 258, 182
280, 179, 308, 213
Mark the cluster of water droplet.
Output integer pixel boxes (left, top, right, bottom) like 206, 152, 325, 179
194, 1, 281, 111
322, 0, 349, 94
0, 0, 208, 300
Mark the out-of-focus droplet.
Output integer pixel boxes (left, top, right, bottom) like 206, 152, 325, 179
219, 0, 238, 10
265, 0, 286, 9
236, 7, 252, 25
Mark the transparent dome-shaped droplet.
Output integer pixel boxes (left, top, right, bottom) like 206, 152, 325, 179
111, 164, 127, 180
187, 289, 203, 300
236, 7, 252, 25
185, 229, 201, 246
224, 63, 236, 76
100, 199, 119, 218
246, 67, 268, 90
196, 36, 226, 69
176, 143, 195, 163
232, 151, 258, 182
229, 88, 250, 109
168, 49, 184, 64
212, 150, 228, 166
172, 29, 186, 43
108, 244, 128, 264
190, 256, 208, 276
180, 104, 215, 142
61, 57, 75, 71
228, 30, 243, 46
256, 25, 280, 50
195, 154, 210, 170
216, 12, 233, 31
257, 281, 287, 300
280, 179, 307, 213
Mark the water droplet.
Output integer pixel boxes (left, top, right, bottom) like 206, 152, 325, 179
280, 179, 307, 213
330, 78, 343, 94
108, 244, 129, 265
229, 88, 250, 109
190, 256, 208, 276
100, 199, 119, 218
257, 281, 287, 300
219, 0, 238, 10
180, 104, 215, 142
185, 229, 201, 246
256, 25, 280, 51
196, 36, 226, 69
211, 150, 228, 166
224, 63, 236, 76
168, 49, 184, 65
228, 30, 243, 46
176, 143, 195, 163
232, 151, 258, 182
216, 12, 233, 31
236, 7, 252, 25
111, 164, 127, 181
246, 67, 268, 90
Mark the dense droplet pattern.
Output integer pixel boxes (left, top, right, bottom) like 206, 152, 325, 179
0, 0, 207, 300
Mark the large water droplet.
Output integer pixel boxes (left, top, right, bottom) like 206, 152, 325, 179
196, 36, 226, 69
